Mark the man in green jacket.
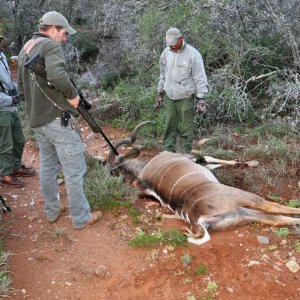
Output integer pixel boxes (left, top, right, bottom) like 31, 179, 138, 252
18, 11, 102, 229
0, 35, 35, 188
155, 28, 209, 153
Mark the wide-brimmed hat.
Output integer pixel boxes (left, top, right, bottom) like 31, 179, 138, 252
39, 11, 76, 34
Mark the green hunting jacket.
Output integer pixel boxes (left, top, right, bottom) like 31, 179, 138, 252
17, 32, 78, 128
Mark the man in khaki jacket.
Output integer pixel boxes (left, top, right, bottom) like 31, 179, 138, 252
18, 11, 102, 229
155, 28, 209, 153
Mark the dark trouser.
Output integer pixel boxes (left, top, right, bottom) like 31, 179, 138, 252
0, 111, 25, 176
163, 96, 195, 153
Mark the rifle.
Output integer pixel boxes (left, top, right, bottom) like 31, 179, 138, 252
0, 195, 11, 213
24, 54, 119, 155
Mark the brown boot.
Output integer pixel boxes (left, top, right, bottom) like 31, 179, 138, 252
1, 175, 25, 188
14, 165, 36, 177
73, 211, 103, 230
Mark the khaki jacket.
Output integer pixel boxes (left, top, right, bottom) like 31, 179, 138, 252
157, 42, 208, 100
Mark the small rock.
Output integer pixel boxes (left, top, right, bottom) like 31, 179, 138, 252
286, 260, 300, 273
257, 236, 269, 244
261, 254, 270, 263
94, 265, 107, 278
248, 260, 261, 267
21, 289, 26, 294
238, 234, 244, 238
280, 239, 287, 245
226, 286, 234, 293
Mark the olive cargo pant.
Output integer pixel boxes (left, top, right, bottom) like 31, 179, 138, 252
163, 96, 195, 153
0, 111, 25, 176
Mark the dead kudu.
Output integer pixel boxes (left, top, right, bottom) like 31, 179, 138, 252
104, 122, 300, 245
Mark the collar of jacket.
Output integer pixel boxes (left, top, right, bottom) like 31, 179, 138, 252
32, 32, 51, 39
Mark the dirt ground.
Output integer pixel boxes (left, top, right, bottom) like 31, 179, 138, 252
1, 124, 300, 300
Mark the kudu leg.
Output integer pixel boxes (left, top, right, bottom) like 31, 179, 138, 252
203, 207, 300, 231
246, 197, 300, 215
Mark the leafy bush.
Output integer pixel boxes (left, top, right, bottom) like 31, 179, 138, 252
84, 155, 137, 210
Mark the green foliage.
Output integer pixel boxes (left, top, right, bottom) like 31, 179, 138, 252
194, 264, 208, 275
274, 227, 290, 238
206, 280, 218, 293
294, 240, 300, 253
128, 228, 188, 248
288, 199, 300, 208
268, 245, 278, 251
181, 253, 194, 267
244, 136, 290, 161
128, 208, 142, 225
245, 124, 289, 139
0, 239, 11, 297
84, 155, 137, 210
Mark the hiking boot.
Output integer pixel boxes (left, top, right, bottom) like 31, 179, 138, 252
74, 211, 103, 230
47, 204, 68, 223
0, 175, 25, 188
14, 165, 36, 177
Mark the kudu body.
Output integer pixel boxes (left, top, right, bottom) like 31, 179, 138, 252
105, 122, 300, 245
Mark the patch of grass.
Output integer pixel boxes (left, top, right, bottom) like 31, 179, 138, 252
0, 245, 11, 296
266, 195, 286, 204
51, 226, 74, 242
206, 281, 218, 293
288, 199, 300, 208
245, 124, 289, 139
268, 244, 278, 251
294, 240, 300, 253
128, 228, 188, 248
194, 263, 208, 275
244, 144, 269, 160
84, 155, 137, 210
274, 227, 290, 238
128, 208, 142, 225
181, 253, 194, 267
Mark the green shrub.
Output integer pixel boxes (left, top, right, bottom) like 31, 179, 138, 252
129, 228, 187, 248
84, 155, 137, 210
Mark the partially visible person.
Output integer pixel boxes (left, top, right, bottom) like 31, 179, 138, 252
0, 35, 36, 188
17, 11, 102, 229
155, 28, 209, 153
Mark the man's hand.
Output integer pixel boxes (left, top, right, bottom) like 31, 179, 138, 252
153, 92, 164, 110
11, 96, 20, 106
67, 95, 80, 108
195, 97, 208, 114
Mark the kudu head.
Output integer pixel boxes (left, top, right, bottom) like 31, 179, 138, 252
104, 121, 154, 176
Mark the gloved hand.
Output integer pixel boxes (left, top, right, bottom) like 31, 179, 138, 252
153, 92, 164, 110
11, 96, 20, 106
195, 97, 208, 114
